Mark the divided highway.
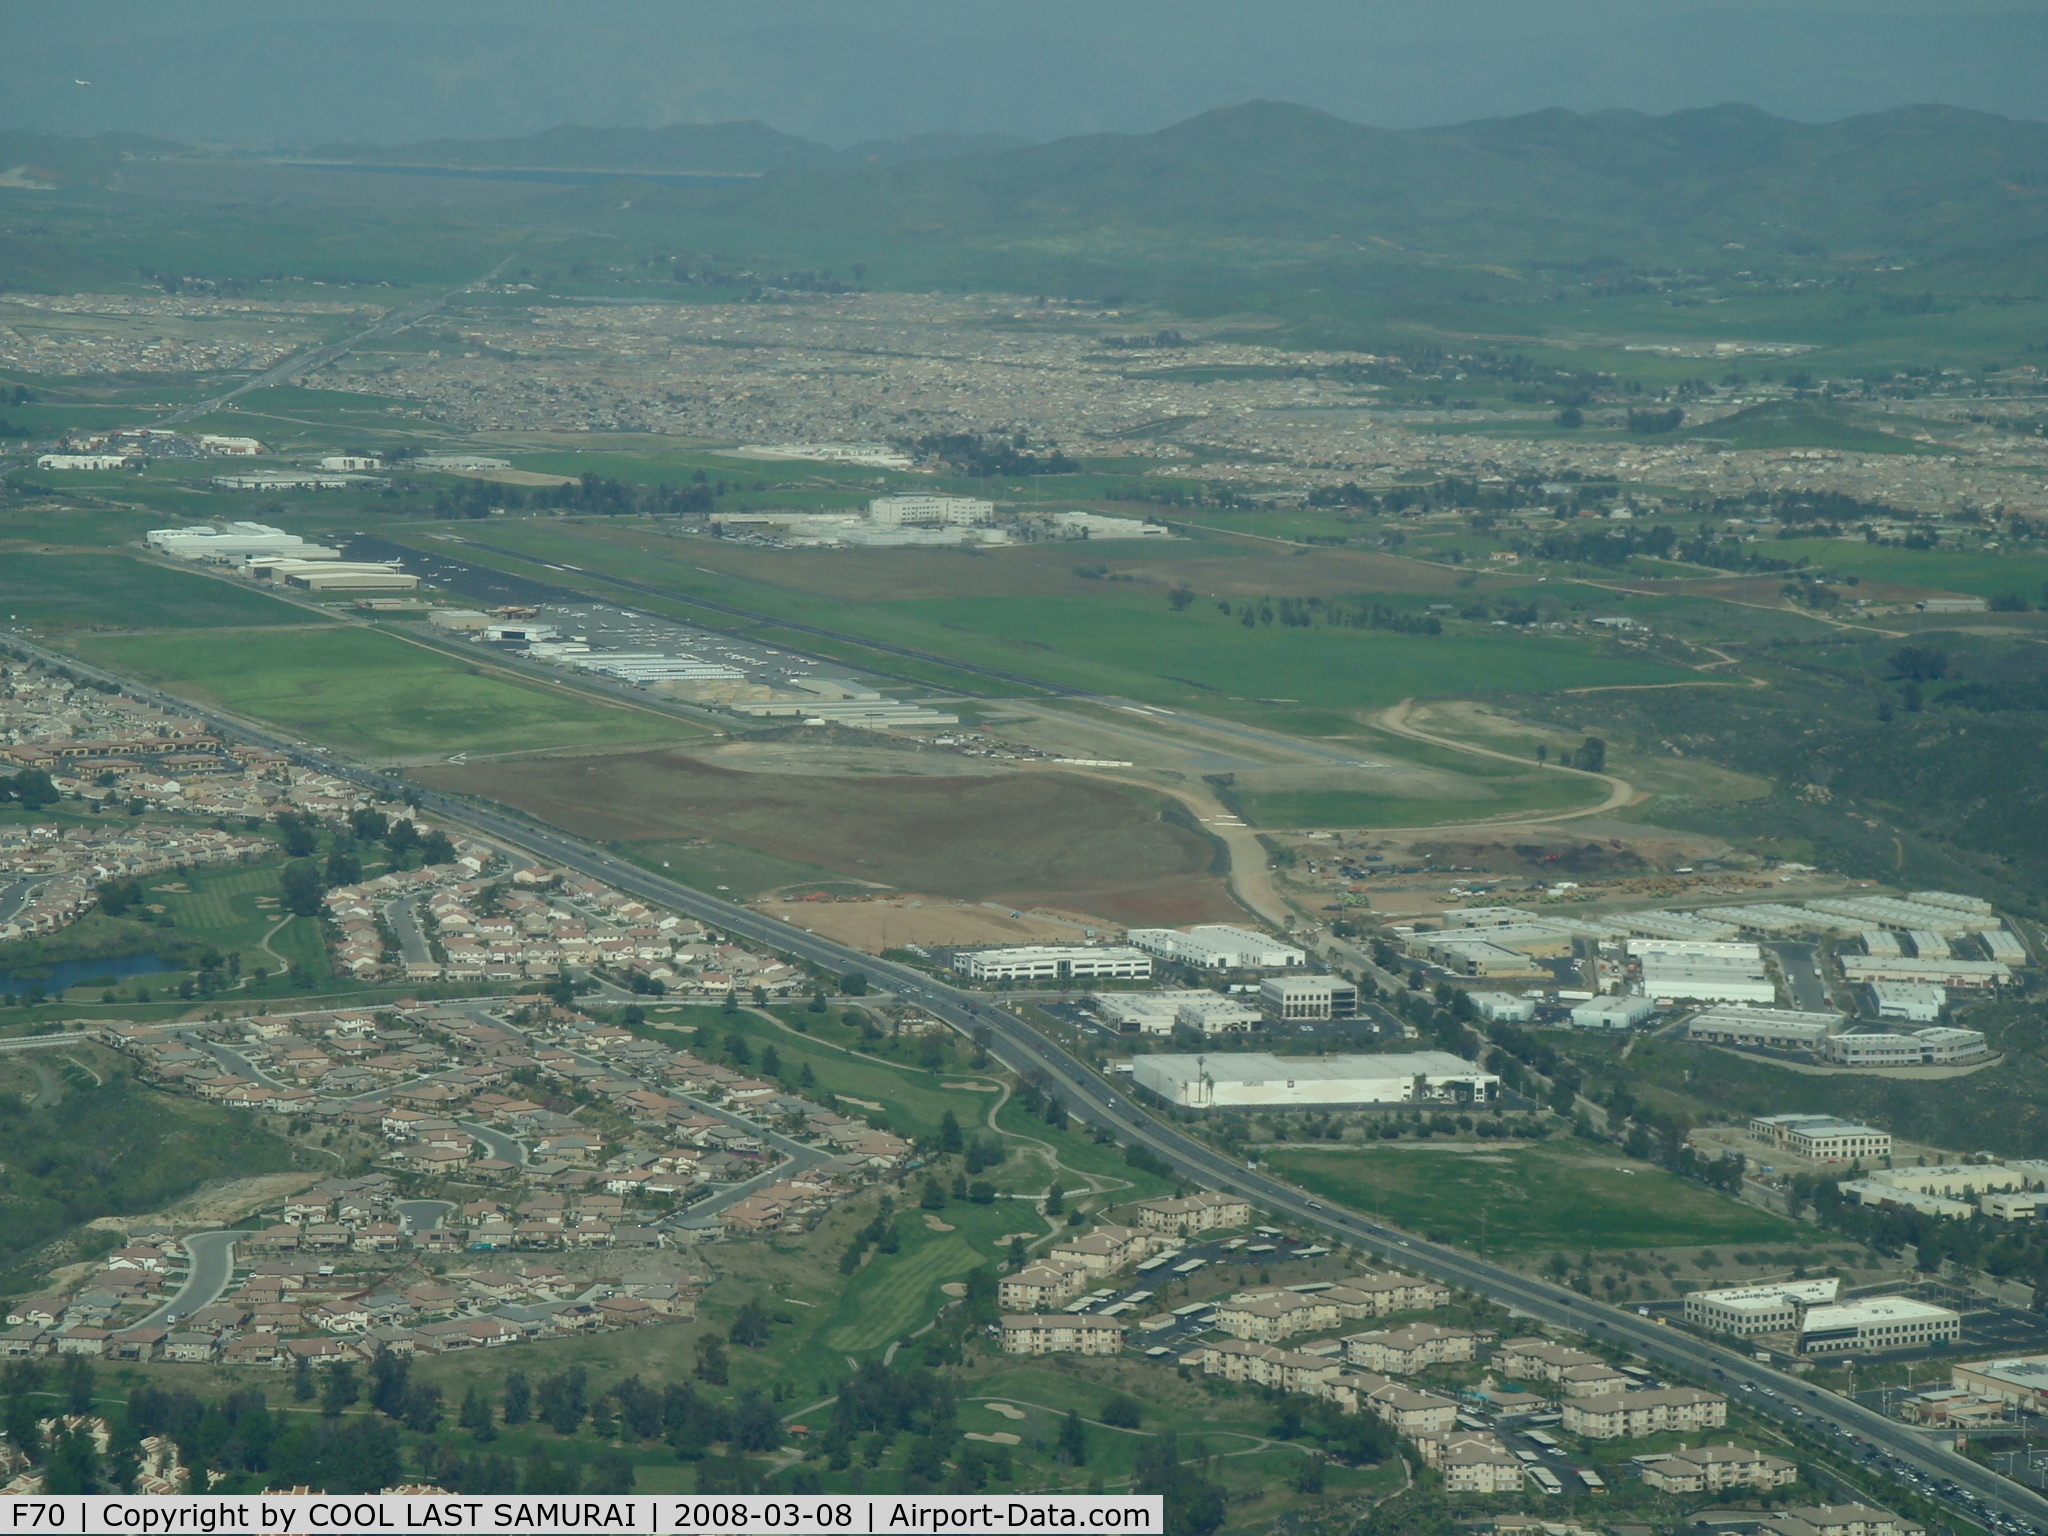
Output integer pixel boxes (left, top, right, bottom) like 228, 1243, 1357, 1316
13, 630, 2043, 1533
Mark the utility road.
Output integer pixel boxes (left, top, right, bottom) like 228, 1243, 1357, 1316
15, 629, 2042, 1534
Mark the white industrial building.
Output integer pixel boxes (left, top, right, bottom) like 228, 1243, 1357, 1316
1090, 990, 1261, 1035
1749, 1114, 1892, 1163
867, 494, 994, 527
1862, 929, 1902, 958
1980, 929, 2028, 964
212, 471, 371, 490
1684, 1278, 1839, 1337
1440, 907, 1540, 928
1840, 955, 2009, 988
1568, 995, 1657, 1030
1695, 903, 1851, 935
1869, 982, 1945, 1022
1822, 1027, 1986, 1067
318, 455, 383, 471
1049, 511, 1171, 540
1808, 897, 1987, 936
1417, 935, 1550, 977
1686, 1006, 1843, 1053
1615, 911, 1741, 942
954, 946, 1152, 983
1799, 1297, 1960, 1355
198, 434, 263, 455
1910, 890, 1995, 916
1637, 938, 1776, 1004
1259, 974, 1359, 1021
146, 522, 341, 563
1131, 1051, 1498, 1109
415, 454, 511, 472
1127, 925, 1306, 969
1469, 992, 1536, 1023
37, 453, 132, 470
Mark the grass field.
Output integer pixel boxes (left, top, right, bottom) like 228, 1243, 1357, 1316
418, 750, 1230, 921
69, 627, 688, 760
385, 519, 1692, 712
1262, 1141, 1817, 1256
1768, 540, 2048, 600
617, 835, 843, 901
0, 554, 320, 632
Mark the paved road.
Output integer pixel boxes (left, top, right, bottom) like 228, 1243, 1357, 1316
460, 1121, 528, 1165
0, 877, 42, 928
18, 630, 2048, 1533
394, 1199, 454, 1233
139, 1230, 244, 1328
384, 897, 434, 967
155, 258, 511, 428
1770, 940, 1837, 1012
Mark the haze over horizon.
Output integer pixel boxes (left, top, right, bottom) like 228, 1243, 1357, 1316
4, 0, 2045, 149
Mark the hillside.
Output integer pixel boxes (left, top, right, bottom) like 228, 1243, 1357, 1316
304, 120, 833, 174
649, 101, 2048, 263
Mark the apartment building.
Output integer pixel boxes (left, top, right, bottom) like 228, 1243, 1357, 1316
1495, 1337, 1608, 1383
1047, 1224, 1151, 1274
998, 1315, 1128, 1357
1638, 1444, 1799, 1493
1342, 1322, 1486, 1375
1213, 1290, 1339, 1343
1181, 1339, 1342, 1395
1762, 1505, 1925, 1536
1411, 1432, 1527, 1494
1130, 1191, 1251, 1235
997, 1260, 1089, 1311
1561, 1387, 1728, 1440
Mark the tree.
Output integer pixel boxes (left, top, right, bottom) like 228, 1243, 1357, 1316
729, 1299, 772, 1349
369, 1349, 410, 1419
1007, 1236, 1027, 1269
537, 1367, 589, 1435
694, 1334, 729, 1385
324, 844, 362, 886
938, 1110, 964, 1155
1055, 1409, 1088, 1466
1044, 1183, 1064, 1217
321, 1361, 360, 1417
293, 1353, 316, 1402
920, 1178, 947, 1211
459, 1385, 496, 1442
842, 972, 868, 996
501, 1372, 532, 1426
401, 1384, 443, 1434
419, 829, 456, 865
280, 859, 324, 918
1136, 1432, 1224, 1536
1100, 1395, 1141, 1429
1572, 736, 1607, 774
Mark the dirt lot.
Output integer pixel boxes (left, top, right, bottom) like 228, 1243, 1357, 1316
418, 750, 1241, 924
86, 1172, 323, 1232
751, 896, 1121, 954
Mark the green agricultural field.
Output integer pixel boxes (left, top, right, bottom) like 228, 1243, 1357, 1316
1685, 400, 1947, 455
0, 554, 321, 632
1262, 1141, 1817, 1256
68, 626, 688, 759
617, 836, 842, 901
1770, 540, 2048, 600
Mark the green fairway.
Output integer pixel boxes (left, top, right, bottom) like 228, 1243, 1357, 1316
68, 626, 688, 759
1263, 1141, 1815, 1256
821, 1228, 988, 1352
0, 554, 320, 632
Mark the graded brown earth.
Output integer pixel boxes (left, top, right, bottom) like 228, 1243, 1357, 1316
417, 750, 1242, 925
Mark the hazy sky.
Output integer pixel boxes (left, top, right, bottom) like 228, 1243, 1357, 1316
5, 0, 2043, 145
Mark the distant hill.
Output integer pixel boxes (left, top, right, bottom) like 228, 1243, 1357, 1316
635, 100, 2048, 264
305, 121, 833, 174
0, 129, 179, 189
1684, 401, 1949, 455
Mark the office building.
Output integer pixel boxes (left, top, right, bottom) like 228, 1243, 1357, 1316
867, 495, 994, 527
1468, 992, 1536, 1023
1799, 1297, 1960, 1354
1259, 974, 1358, 1021
1748, 1114, 1892, 1163
953, 946, 1151, 983
1822, 1027, 1986, 1067
1131, 1051, 1497, 1109
1684, 1278, 1840, 1336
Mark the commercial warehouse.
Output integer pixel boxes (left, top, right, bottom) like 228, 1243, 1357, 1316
1822, 1027, 1987, 1067
1131, 1051, 1498, 1108
1089, 990, 1260, 1035
1687, 1007, 1843, 1053
1126, 925, 1306, 969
